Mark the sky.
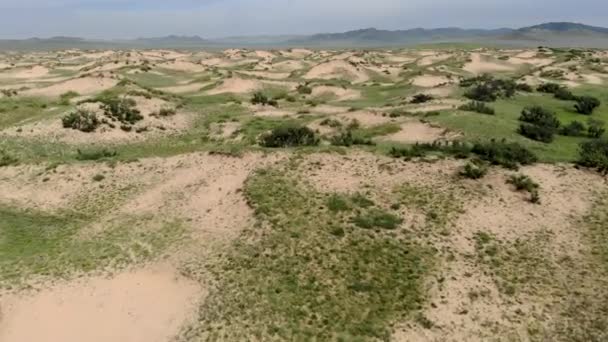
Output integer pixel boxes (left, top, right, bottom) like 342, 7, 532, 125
1, 0, 607, 39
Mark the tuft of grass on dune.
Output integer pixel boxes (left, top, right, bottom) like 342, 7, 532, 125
179, 169, 434, 341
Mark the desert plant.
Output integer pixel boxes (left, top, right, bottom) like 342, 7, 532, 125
100, 97, 143, 125
559, 121, 587, 137
259, 125, 319, 147
515, 83, 533, 92
518, 106, 560, 143
352, 208, 403, 230
554, 87, 578, 101
59, 91, 79, 105
76, 148, 117, 160
251, 92, 270, 105
92, 174, 105, 182
463, 77, 516, 102
319, 118, 342, 128
296, 83, 313, 95
410, 94, 434, 104
460, 160, 489, 179
587, 119, 606, 138
330, 130, 374, 147
578, 139, 608, 174
459, 101, 495, 115
471, 140, 537, 169
537, 83, 563, 94
0, 150, 18, 167
153, 107, 176, 117
575, 96, 601, 115
507, 174, 541, 203
62, 109, 99, 132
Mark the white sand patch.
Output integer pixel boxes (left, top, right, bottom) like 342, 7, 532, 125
464, 53, 516, 74
378, 121, 460, 143
0, 265, 201, 342
304, 60, 369, 83
10, 65, 50, 79
254, 50, 275, 59
207, 77, 261, 95
514, 50, 538, 59
412, 74, 451, 87
22, 77, 118, 97
311, 86, 361, 101
582, 74, 603, 84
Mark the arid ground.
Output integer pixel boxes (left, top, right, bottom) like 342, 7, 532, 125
0, 46, 607, 341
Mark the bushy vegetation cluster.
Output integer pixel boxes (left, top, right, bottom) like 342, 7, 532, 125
75, 148, 117, 161
518, 106, 561, 143
100, 97, 143, 126
578, 139, 608, 174
575, 96, 601, 115
460, 160, 489, 179
62, 109, 100, 132
507, 174, 541, 203
459, 101, 495, 115
537, 83, 601, 114
0, 150, 18, 167
410, 94, 434, 104
330, 130, 374, 147
461, 75, 517, 102
389, 139, 537, 170
259, 125, 319, 147
251, 92, 278, 107
296, 83, 312, 95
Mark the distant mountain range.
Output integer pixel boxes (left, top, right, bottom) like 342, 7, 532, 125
1, 22, 608, 50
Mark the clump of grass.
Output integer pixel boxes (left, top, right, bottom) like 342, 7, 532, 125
92, 174, 105, 182
459, 101, 495, 115
410, 94, 434, 104
251, 92, 278, 107
296, 83, 312, 95
259, 124, 319, 147
0, 150, 18, 167
319, 118, 342, 128
59, 91, 79, 105
330, 130, 374, 147
518, 106, 561, 143
75, 148, 117, 161
460, 160, 489, 179
62, 109, 99, 132
352, 208, 403, 230
507, 174, 540, 203
326, 194, 349, 212
578, 138, 608, 174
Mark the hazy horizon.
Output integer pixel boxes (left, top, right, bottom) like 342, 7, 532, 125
1, 0, 607, 40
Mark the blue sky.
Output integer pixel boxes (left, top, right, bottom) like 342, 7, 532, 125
1, 0, 607, 39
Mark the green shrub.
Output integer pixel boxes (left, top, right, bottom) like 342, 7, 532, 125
559, 121, 587, 137
251, 92, 270, 105
100, 97, 143, 125
587, 119, 606, 138
460, 160, 489, 179
76, 148, 117, 161
352, 208, 403, 230
59, 91, 79, 105
92, 174, 105, 182
537, 83, 563, 94
259, 125, 319, 147
351, 193, 375, 208
575, 96, 601, 115
578, 139, 608, 174
463, 76, 516, 102
507, 174, 540, 203
459, 101, 495, 115
296, 83, 312, 95
327, 195, 349, 212
62, 109, 99, 132
154, 107, 176, 117
515, 83, 533, 92
410, 94, 434, 104
471, 140, 537, 169
0, 150, 18, 167
554, 87, 577, 101
518, 106, 560, 143
319, 118, 342, 128
330, 130, 374, 147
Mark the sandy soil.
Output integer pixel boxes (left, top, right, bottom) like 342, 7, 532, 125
412, 75, 451, 87
207, 77, 261, 94
311, 85, 361, 101
378, 121, 460, 143
304, 60, 370, 83
0, 265, 201, 342
22, 76, 119, 97
464, 53, 516, 74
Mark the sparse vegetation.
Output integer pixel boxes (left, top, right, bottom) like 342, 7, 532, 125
62, 109, 100, 132
578, 138, 608, 173
460, 160, 489, 179
459, 101, 495, 115
410, 93, 434, 104
518, 106, 561, 143
507, 174, 541, 203
259, 124, 319, 147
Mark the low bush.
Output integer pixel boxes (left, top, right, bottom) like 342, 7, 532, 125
515, 83, 533, 92
154, 107, 176, 117
296, 84, 313, 95
62, 109, 99, 132
352, 208, 403, 230
507, 174, 541, 203
463, 76, 516, 102
459, 101, 495, 115
578, 139, 608, 174
460, 160, 489, 179
575, 96, 601, 115
59, 91, 79, 105
92, 174, 105, 182
330, 130, 374, 147
559, 121, 586, 137
554, 87, 578, 101
259, 125, 319, 147
0, 150, 18, 167
518, 106, 560, 143
100, 97, 143, 125
537, 83, 563, 94
319, 118, 342, 128
587, 119, 606, 138
410, 94, 434, 104
76, 148, 118, 161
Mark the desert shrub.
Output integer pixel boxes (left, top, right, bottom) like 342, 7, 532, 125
540, 69, 566, 79
575, 96, 601, 115
459, 74, 493, 87
518, 106, 560, 143
410, 94, 434, 104
251, 92, 269, 105
459, 101, 495, 115
0, 150, 18, 167
537, 83, 563, 94
515, 83, 533, 92
587, 119, 606, 138
154, 107, 176, 117
296, 83, 313, 95
578, 139, 608, 174
471, 140, 537, 169
559, 121, 587, 137
59, 91, 79, 105
259, 125, 319, 147
460, 160, 489, 179
92, 174, 105, 182
62, 109, 99, 132
554, 88, 578, 101
507, 174, 540, 203
326, 195, 349, 212
319, 118, 342, 128
100, 97, 143, 125
76, 148, 117, 161
463, 77, 516, 102
352, 208, 403, 230
330, 130, 374, 147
